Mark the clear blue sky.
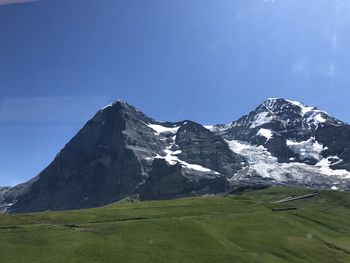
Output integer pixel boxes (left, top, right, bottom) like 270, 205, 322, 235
1, 0, 349, 186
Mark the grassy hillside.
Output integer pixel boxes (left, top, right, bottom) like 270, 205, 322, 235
0, 186, 349, 263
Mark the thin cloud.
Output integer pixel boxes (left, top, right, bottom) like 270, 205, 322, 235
331, 33, 338, 50
327, 62, 336, 78
0, 0, 39, 5
0, 96, 110, 123
291, 58, 310, 76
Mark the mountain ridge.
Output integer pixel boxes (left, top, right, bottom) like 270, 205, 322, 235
2, 98, 350, 213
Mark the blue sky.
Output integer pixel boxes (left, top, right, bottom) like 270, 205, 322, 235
1, 0, 350, 186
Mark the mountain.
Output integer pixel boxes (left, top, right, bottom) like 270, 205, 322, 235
210, 98, 344, 163
0, 178, 38, 212
2, 99, 350, 213
208, 98, 350, 189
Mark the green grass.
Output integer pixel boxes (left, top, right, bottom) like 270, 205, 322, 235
0, 186, 350, 263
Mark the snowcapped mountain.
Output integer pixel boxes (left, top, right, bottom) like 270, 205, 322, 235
210, 98, 345, 163
213, 98, 343, 141
1, 98, 350, 213
208, 98, 350, 190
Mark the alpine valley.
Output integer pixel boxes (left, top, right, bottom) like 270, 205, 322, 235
1, 98, 350, 213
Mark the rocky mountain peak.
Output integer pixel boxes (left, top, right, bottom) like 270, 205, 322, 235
257, 98, 344, 129
96, 100, 156, 126
219, 98, 344, 144
262, 98, 314, 113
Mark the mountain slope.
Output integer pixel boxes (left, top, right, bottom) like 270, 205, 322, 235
2, 98, 350, 213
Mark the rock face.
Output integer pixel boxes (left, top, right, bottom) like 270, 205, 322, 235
0, 178, 38, 212
2, 98, 350, 213
139, 159, 230, 200
175, 122, 245, 177
9, 102, 147, 213
316, 125, 350, 171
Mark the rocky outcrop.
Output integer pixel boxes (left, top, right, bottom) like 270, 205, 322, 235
176, 122, 245, 176
316, 124, 350, 171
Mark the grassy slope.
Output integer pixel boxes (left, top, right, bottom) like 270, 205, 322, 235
0, 186, 349, 263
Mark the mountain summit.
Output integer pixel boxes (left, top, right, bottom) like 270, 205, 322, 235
1, 99, 350, 213
214, 98, 344, 140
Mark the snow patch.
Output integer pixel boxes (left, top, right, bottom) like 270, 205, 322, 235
314, 114, 327, 123
286, 138, 324, 161
316, 157, 350, 178
147, 123, 180, 135
155, 151, 220, 174
204, 124, 230, 133
204, 125, 214, 130
250, 112, 274, 129
257, 128, 273, 140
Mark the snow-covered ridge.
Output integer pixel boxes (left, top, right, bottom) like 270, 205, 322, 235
101, 102, 116, 110
101, 99, 126, 110
257, 128, 273, 140
283, 99, 329, 125
284, 99, 316, 116
246, 98, 337, 129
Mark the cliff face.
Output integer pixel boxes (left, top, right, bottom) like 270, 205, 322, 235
9, 102, 143, 212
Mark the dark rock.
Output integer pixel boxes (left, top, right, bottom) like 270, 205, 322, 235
316, 124, 350, 170
9, 102, 152, 213
140, 159, 230, 200
264, 135, 297, 163
139, 159, 190, 200
176, 121, 246, 176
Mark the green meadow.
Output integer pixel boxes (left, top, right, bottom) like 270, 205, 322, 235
0, 186, 349, 263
